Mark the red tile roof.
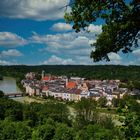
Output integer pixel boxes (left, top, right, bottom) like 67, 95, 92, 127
66, 82, 76, 89
42, 76, 50, 81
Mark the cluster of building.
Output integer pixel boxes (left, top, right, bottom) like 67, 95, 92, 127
21, 72, 128, 103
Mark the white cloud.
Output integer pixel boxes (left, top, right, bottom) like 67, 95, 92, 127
29, 25, 105, 65
30, 29, 103, 65
0, 60, 12, 65
42, 55, 101, 65
42, 55, 75, 65
87, 24, 102, 34
51, 23, 72, 32
1, 49, 23, 57
74, 56, 94, 65
108, 53, 121, 61
133, 49, 140, 56
68, 48, 91, 56
108, 52, 122, 64
0, 0, 70, 20
0, 32, 27, 47
30, 31, 97, 56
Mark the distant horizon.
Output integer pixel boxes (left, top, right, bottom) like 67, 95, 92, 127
1, 64, 140, 67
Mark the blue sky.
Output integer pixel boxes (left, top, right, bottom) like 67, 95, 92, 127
0, 0, 139, 65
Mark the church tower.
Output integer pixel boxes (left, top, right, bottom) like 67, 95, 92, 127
42, 70, 45, 79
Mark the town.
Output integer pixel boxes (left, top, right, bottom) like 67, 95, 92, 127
22, 71, 129, 105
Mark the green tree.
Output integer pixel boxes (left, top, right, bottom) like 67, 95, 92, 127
98, 96, 107, 108
132, 80, 140, 90
0, 98, 23, 121
65, 0, 140, 61
0, 90, 4, 98
23, 103, 39, 127
75, 124, 122, 140
32, 118, 55, 140
38, 102, 70, 125
53, 123, 74, 140
117, 96, 140, 139
0, 119, 32, 140
112, 97, 120, 107
120, 112, 140, 139
74, 98, 97, 125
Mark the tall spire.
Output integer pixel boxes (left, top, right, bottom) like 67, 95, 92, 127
42, 70, 45, 79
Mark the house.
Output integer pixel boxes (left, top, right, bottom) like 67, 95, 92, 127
35, 87, 41, 96
79, 82, 91, 98
106, 85, 119, 92
89, 87, 103, 100
89, 92, 101, 101
26, 86, 36, 96
80, 82, 89, 92
25, 72, 36, 80
51, 91, 63, 99
68, 88, 82, 101
42, 86, 49, 96
62, 92, 71, 101
48, 87, 67, 99
80, 90, 90, 98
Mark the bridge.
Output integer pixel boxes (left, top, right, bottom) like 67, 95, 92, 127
5, 93, 24, 98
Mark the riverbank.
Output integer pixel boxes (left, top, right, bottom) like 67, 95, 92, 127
0, 76, 21, 94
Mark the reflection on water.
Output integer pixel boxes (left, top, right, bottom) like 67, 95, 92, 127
0, 77, 21, 94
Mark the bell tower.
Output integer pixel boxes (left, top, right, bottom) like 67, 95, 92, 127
42, 70, 45, 79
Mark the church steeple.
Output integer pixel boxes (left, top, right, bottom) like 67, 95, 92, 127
42, 70, 45, 79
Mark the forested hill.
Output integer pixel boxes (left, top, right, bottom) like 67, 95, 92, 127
0, 65, 140, 81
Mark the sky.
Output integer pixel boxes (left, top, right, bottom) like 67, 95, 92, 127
0, 0, 139, 65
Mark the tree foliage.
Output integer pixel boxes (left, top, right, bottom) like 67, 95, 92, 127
98, 96, 107, 107
65, 0, 140, 61
0, 119, 32, 140
0, 90, 4, 98
74, 98, 96, 123
0, 95, 140, 139
1, 65, 140, 81
53, 123, 74, 140
32, 118, 55, 140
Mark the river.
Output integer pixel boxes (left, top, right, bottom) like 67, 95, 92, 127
0, 77, 21, 94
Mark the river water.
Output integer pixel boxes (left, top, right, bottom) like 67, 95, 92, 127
0, 77, 21, 94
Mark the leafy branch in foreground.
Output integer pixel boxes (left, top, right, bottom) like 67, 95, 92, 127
65, 0, 140, 61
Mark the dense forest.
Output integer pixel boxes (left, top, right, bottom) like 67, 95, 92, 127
1, 65, 140, 90
1, 65, 140, 81
0, 91, 140, 140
